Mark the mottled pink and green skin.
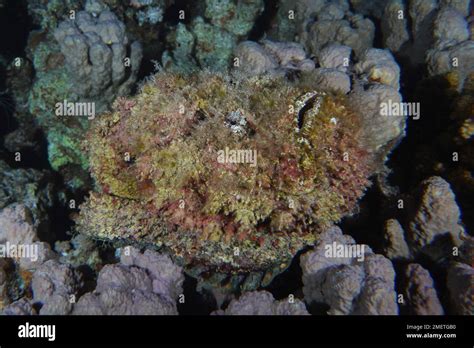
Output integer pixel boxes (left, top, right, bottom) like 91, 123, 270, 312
76, 71, 375, 273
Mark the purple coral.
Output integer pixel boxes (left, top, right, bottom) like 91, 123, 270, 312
213, 290, 309, 315
300, 226, 399, 315
72, 248, 183, 315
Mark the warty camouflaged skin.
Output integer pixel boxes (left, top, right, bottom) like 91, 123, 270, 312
76, 71, 377, 273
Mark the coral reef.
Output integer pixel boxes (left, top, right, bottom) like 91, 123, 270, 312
52, 9, 142, 104
402, 70, 473, 236
401, 263, 444, 315
382, 218, 411, 261
72, 247, 183, 315
27, 0, 84, 32
129, 0, 166, 26
446, 235, 473, 315
311, 68, 351, 94
55, 234, 102, 271
380, 0, 410, 53
0, 204, 56, 271
26, 3, 143, 189
3, 59, 40, 155
0, 259, 11, 311
447, 261, 474, 315
0, 0, 471, 320
381, 176, 464, 262
0, 161, 62, 312
232, 38, 406, 150
348, 84, 403, 157
161, 23, 198, 73
1, 245, 184, 315
2, 297, 36, 315
72, 265, 177, 315
268, 0, 375, 59
233, 41, 406, 155
27, 0, 172, 33
162, 0, 264, 71
212, 290, 309, 315
426, 8, 473, 89
350, 0, 387, 18
372, 0, 474, 88
0, 160, 56, 231
119, 246, 184, 303
37, 0, 174, 63
233, 40, 315, 76
300, 226, 399, 315
31, 259, 83, 315
318, 44, 352, 73
354, 49, 401, 90
406, 176, 463, 261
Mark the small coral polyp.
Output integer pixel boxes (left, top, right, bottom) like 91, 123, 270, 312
77, 71, 373, 273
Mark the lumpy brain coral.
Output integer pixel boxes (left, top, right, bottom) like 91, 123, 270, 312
77, 71, 376, 273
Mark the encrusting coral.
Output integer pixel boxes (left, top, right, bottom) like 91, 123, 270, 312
27, 4, 143, 190
76, 70, 385, 274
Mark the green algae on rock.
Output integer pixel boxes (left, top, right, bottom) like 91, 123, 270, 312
76, 71, 377, 273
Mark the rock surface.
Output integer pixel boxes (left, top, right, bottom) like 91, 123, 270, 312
73, 248, 183, 315
382, 219, 411, 261
407, 176, 463, 261
300, 226, 399, 315
31, 259, 83, 315
402, 263, 444, 315
213, 290, 309, 315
